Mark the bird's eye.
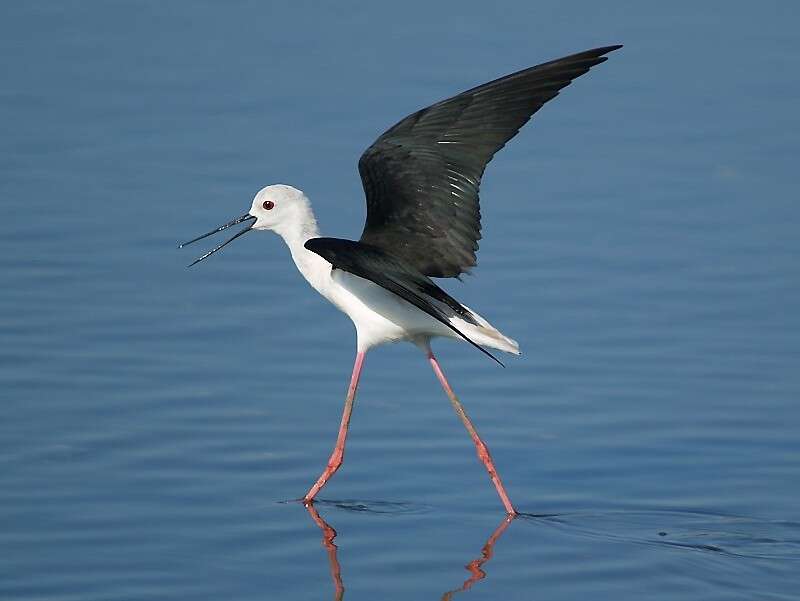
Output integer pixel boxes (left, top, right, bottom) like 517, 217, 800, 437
262, 200, 275, 210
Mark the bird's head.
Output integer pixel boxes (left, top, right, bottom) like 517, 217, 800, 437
179, 184, 312, 267
249, 184, 311, 233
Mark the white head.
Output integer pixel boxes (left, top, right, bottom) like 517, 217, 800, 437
248, 184, 314, 236
179, 184, 317, 267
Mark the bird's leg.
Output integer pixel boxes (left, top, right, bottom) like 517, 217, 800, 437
427, 350, 517, 515
304, 351, 366, 503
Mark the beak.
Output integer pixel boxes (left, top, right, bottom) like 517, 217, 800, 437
179, 212, 257, 267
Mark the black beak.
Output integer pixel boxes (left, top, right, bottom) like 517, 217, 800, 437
179, 212, 257, 267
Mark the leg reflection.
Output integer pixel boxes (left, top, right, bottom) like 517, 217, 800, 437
441, 514, 516, 600
305, 503, 345, 601
303, 504, 517, 600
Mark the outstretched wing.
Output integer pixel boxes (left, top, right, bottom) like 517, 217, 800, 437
358, 45, 622, 278
304, 237, 503, 365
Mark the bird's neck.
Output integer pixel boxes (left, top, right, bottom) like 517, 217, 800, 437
273, 204, 331, 294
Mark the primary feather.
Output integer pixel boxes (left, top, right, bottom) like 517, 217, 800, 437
358, 45, 622, 278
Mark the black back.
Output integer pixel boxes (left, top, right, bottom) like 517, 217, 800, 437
358, 45, 622, 278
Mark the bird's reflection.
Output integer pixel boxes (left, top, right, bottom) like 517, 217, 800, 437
305, 503, 345, 601
304, 503, 516, 600
440, 513, 515, 600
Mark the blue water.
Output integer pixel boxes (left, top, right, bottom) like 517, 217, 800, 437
2, 2, 799, 600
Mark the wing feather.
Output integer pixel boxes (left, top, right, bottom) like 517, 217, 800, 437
358, 45, 622, 277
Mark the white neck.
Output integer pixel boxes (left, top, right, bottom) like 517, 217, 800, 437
271, 203, 331, 294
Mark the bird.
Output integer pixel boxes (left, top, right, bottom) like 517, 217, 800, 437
180, 45, 622, 515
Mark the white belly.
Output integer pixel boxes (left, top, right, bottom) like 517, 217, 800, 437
326, 269, 453, 351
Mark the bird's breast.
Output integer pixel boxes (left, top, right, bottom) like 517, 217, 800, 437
326, 269, 449, 349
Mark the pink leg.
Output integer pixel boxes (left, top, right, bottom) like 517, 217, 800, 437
304, 351, 366, 503
427, 350, 517, 515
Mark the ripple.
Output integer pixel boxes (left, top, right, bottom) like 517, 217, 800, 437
277, 498, 433, 515
520, 508, 800, 561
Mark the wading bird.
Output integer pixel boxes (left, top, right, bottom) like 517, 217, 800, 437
181, 45, 622, 515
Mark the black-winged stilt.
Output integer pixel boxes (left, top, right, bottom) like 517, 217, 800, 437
181, 45, 622, 515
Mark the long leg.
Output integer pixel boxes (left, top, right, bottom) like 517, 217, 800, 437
304, 351, 366, 503
426, 349, 517, 515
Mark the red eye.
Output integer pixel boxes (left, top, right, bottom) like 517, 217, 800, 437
262, 200, 275, 210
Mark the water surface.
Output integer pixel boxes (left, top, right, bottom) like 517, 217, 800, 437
1, 2, 799, 600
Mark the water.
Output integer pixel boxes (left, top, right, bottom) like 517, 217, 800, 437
1, 2, 799, 600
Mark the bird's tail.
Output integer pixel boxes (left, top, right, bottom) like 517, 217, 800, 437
451, 304, 520, 355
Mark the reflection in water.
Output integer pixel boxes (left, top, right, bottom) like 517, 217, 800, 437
305, 503, 345, 601
440, 514, 516, 600
304, 503, 516, 600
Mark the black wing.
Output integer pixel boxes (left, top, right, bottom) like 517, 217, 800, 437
304, 237, 503, 365
358, 45, 622, 278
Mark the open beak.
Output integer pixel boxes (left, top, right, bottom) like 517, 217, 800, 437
179, 212, 257, 267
